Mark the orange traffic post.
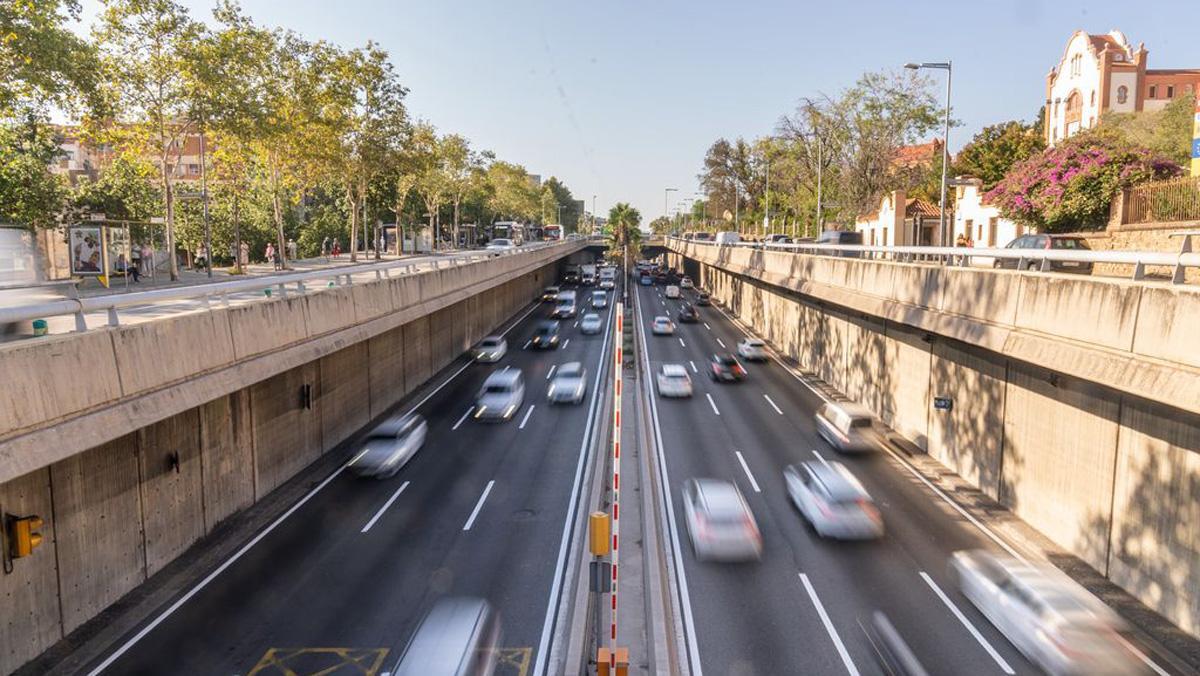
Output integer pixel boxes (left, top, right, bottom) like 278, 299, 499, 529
589, 511, 610, 557
596, 648, 610, 676
614, 647, 630, 676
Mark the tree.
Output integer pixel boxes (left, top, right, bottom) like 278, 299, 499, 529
1101, 91, 1196, 167
0, 0, 98, 119
0, 121, 67, 228
541, 176, 580, 228
440, 134, 478, 246
486, 160, 538, 222
411, 122, 447, 247
987, 129, 1182, 232
648, 215, 672, 235
606, 202, 641, 261
954, 120, 1046, 191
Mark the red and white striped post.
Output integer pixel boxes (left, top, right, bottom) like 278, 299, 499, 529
610, 301, 624, 669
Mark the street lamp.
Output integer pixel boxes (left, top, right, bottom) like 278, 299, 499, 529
592, 194, 597, 235
664, 188, 678, 224
905, 61, 952, 246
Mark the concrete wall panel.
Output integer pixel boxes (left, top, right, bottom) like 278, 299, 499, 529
304, 287, 359, 338
0, 469, 60, 675
227, 296, 310, 360
251, 362, 320, 497
200, 392, 255, 530
137, 408, 204, 575
111, 312, 236, 396
843, 313, 885, 412
50, 434, 144, 634
367, 327, 406, 419
1131, 286, 1200, 369
402, 316, 432, 395
1013, 275, 1140, 352
318, 343, 370, 452
0, 331, 120, 436
928, 341, 1007, 498
879, 326, 931, 449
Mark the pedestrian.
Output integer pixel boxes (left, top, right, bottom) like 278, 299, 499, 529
322, 236, 330, 260
265, 242, 276, 270
287, 238, 298, 261
955, 233, 967, 247
332, 239, 341, 258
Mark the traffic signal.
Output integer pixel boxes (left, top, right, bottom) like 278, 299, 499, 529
7, 515, 45, 559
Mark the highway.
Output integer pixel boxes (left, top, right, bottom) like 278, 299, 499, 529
633, 277, 1179, 676
81, 293, 613, 676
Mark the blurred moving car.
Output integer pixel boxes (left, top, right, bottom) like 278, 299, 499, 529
580, 312, 603, 334
709, 353, 745, 382
591, 290, 608, 308
651, 316, 675, 335
814, 402, 879, 452
695, 292, 711, 307
531, 320, 560, 349
676, 303, 699, 323
639, 273, 653, 286
784, 460, 883, 539
349, 414, 428, 478
473, 336, 507, 362
547, 361, 587, 404
486, 238, 516, 252
864, 612, 930, 676
816, 229, 863, 257
680, 276, 694, 289
541, 286, 560, 302
656, 364, 693, 397
665, 284, 681, 299
950, 550, 1148, 676
474, 370, 525, 421
682, 478, 762, 562
993, 234, 1094, 274
551, 298, 577, 319
764, 234, 793, 244
393, 597, 501, 676
737, 338, 768, 361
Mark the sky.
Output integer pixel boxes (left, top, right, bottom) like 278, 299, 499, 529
77, 0, 1200, 223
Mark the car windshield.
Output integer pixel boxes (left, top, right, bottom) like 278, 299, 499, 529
480, 339, 500, 347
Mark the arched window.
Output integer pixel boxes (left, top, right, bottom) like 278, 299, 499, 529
1090, 90, 1096, 106
1117, 85, 1128, 104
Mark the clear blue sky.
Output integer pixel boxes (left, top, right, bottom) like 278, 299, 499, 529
80, 0, 1200, 223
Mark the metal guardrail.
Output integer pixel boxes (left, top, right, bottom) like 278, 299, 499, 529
0, 240, 582, 332
668, 235, 1200, 285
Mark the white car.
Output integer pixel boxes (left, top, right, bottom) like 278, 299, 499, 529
737, 338, 768, 361
349, 414, 427, 478
474, 370, 525, 421
541, 286, 560, 303
473, 336, 507, 362
665, 285, 681, 299
951, 550, 1148, 676
486, 238, 516, 251
547, 361, 587, 404
592, 290, 608, 308
651, 316, 675, 335
680, 277, 694, 289
815, 402, 879, 453
599, 277, 615, 290
580, 312, 603, 335
656, 364, 693, 397
683, 479, 762, 562
784, 461, 882, 539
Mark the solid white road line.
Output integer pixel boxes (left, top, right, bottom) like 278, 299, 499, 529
519, 404, 536, 429
452, 407, 474, 430
678, 337, 686, 348
716, 338, 726, 348
546, 364, 557, 380
361, 482, 411, 533
462, 480, 495, 531
763, 394, 783, 415
919, 572, 1015, 675
705, 393, 720, 416
563, 338, 570, 349
524, 339, 532, 349
689, 360, 697, 373
799, 573, 861, 676
734, 451, 761, 493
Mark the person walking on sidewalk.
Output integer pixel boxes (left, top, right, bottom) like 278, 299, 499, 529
265, 242, 277, 270
287, 238, 298, 262
322, 236, 330, 261
332, 239, 341, 258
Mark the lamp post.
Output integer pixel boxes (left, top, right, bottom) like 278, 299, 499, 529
592, 194, 597, 235
905, 61, 952, 246
664, 187, 678, 228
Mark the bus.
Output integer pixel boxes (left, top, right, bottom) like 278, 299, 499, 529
543, 224, 564, 241
487, 221, 525, 245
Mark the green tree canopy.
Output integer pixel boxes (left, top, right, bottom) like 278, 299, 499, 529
953, 120, 1046, 191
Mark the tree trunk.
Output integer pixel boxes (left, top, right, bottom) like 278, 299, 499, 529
161, 157, 179, 281
453, 197, 460, 249
348, 186, 359, 263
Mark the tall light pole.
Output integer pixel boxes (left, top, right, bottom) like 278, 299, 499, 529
695, 192, 706, 231
592, 194, 597, 234
905, 61, 952, 246
664, 187, 678, 232
764, 157, 771, 235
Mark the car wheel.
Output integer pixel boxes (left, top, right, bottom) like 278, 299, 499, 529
1026, 262, 1038, 271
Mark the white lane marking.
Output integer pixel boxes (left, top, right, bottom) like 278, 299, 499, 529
563, 338, 570, 349
688, 360, 697, 373
546, 364, 557, 380
463, 480, 495, 531
704, 322, 711, 330
716, 338, 726, 348
705, 393, 720, 416
799, 573, 860, 676
678, 337, 686, 348
361, 481, 411, 533
734, 451, 761, 493
452, 406, 474, 430
518, 404, 536, 429
573, 321, 578, 328
920, 572, 1015, 675
524, 339, 532, 349
763, 394, 783, 415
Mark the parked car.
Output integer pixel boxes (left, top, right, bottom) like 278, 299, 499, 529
695, 292, 711, 307
951, 550, 1148, 676
993, 234, 1094, 274
784, 461, 883, 539
349, 414, 428, 478
474, 370, 525, 421
473, 336, 507, 362
816, 230, 863, 257
709, 353, 745, 382
665, 285, 681, 299
580, 312, 603, 334
531, 320, 560, 349
592, 290, 608, 308
682, 479, 762, 562
547, 361, 587, 404
651, 316, 675, 335
764, 233, 793, 244
656, 364, 693, 397
737, 338, 768, 361
541, 286, 560, 302
814, 401, 879, 452
676, 303, 699, 323
393, 597, 501, 676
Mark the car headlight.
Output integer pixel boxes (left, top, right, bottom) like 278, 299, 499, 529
474, 406, 486, 418
504, 405, 516, 418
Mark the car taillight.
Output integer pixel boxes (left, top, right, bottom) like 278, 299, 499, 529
858, 499, 880, 521
744, 515, 760, 540
734, 365, 745, 375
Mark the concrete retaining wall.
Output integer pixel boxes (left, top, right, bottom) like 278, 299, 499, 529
0, 257, 560, 674
677, 244, 1200, 638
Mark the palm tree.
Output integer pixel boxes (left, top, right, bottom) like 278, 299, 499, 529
606, 202, 642, 262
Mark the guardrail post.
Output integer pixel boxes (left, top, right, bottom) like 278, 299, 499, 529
344, 273, 353, 285
1133, 261, 1146, 281
201, 294, 211, 310
221, 291, 230, 308
297, 281, 306, 293
375, 269, 383, 280
277, 283, 288, 298
74, 311, 87, 332
1039, 257, 1052, 272
106, 307, 120, 327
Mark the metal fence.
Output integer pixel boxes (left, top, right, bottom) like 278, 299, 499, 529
1124, 176, 1200, 225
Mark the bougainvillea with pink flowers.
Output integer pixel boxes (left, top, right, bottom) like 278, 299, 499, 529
985, 129, 1181, 232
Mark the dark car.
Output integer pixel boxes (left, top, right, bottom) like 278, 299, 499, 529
710, 353, 746, 382
816, 230, 863, 258
677, 303, 699, 323
532, 320, 560, 349
993, 234, 1094, 274
695, 292, 711, 307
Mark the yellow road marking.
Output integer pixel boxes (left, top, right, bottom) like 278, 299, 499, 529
247, 647, 389, 676
496, 647, 533, 676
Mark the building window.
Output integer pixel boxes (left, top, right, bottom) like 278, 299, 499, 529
1149, 85, 1157, 98
964, 219, 973, 243
1117, 85, 1128, 104
186, 163, 200, 174
882, 228, 888, 245
1090, 90, 1096, 106
1166, 85, 1174, 98
988, 217, 998, 247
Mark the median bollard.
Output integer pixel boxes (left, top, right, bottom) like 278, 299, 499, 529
32, 319, 47, 336
595, 648, 629, 676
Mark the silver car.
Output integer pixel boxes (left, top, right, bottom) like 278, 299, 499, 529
784, 460, 883, 539
473, 336, 507, 362
393, 597, 501, 676
474, 370, 525, 422
349, 414, 428, 478
814, 401, 879, 452
547, 361, 587, 404
682, 479, 762, 562
579, 312, 603, 334
951, 550, 1148, 676
655, 364, 693, 397
651, 316, 675, 335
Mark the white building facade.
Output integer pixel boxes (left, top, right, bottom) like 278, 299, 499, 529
950, 179, 1025, 252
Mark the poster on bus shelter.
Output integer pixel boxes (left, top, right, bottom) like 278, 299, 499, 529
69, 226, 105, 275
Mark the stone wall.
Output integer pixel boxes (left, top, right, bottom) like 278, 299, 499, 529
1072, 221, 1200, 283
